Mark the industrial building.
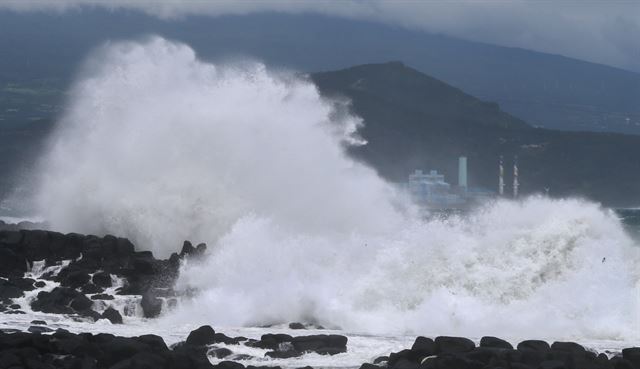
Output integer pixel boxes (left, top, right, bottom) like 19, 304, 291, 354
407, 156, 494, 210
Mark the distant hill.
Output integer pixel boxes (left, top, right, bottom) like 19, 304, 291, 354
1, 10, 639, 135
311, 62, 640, 206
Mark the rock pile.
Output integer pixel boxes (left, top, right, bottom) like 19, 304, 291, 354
366, 335, 640, 369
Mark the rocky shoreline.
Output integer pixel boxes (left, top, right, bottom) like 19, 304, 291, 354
1, 227, 639, 369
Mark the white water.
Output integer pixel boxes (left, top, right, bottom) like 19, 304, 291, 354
22, 37, 640, 345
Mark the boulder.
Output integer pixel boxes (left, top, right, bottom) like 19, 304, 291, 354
434, 336, 475, 354
211, 347, 233, 359
291, 334, 347, 354
411, 336, 435, 356
517, 340, 550, 352
480, 336, 513, 350
101, 308, 123, 324
186, 326, 216, 346
92, 272, 112, 288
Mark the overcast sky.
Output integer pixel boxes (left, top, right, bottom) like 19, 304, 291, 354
2, 0, 639, 72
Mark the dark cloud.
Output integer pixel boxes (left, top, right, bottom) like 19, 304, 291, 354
1, 0, 639, 71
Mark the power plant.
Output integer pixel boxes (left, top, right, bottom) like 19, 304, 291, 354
407, 155, 521, 210
407, 156, 493, 210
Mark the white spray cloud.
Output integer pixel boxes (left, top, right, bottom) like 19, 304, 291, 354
33, 36, 639, 341
35, 36, 407, 256
1, 0, 638, 71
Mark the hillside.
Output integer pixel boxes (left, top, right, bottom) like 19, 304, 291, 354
311, 62, 640, 206
1, 10, 639, 135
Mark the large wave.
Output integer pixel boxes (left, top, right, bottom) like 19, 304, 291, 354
32, 37, 639, 341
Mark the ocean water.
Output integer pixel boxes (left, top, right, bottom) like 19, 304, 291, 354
0, 37, 638, 365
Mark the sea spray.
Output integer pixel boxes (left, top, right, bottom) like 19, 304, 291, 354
33, 36, 408, 256
29, 37, 639, 341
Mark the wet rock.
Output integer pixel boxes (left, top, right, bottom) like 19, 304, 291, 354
434, 336, 475, 354
30, 320, 46, 326
60, 270, 91, 289
0, 284, 23, 299
92, 272, 112, 288
214, 333, 244, 345
211, 347, 233, 358
31, 287, 89, 315
622, 347, 640, 367
34, 281, 46, 288
517, 340, 550, 352
291, 334, 347, 354
80, 283, 103, 295
411, 336, 436, 356
186, 326, 216, 346
140, 292, 162, 318
550, 341, 585, 355
247, 333, 293, 350
101, 307, 123, 324
91, 293, 114, 300
215, 361, 245, 369
480, 336, 513, 350
28, 326, 53, 334
289, 322, 305, 330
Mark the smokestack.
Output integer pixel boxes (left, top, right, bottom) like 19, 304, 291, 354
458, 156, 468, 189
499, 156, 505, 196
513, 155, 519, 198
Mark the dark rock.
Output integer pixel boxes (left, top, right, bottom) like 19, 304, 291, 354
265, 350, 303, 358
101, 308, 123, 324
132, 257, 156, 275
140, 292, 162, 318
30, 320, 47, 325
0, 352, 22, 368
135, 335, 168, 352
80, 283, 103, 295
70, 295, 93, 311
612, 357, 635, 369
9, 304, 20, 309
92, 272, 112, 288
622, 347, 640, 368
360, 364, 381, 369
387, 349, 422, 367
0, 284, 24, 299
34, 281, 46, 288
186, 325, 216, 346
180, 241, 196, 257
480, 336, 513, 349
248, 333, 293, 350
289, 322, 305, 330
0, 246, 26, 277
411, 336, 435, 356
31, 287, 88, 314
550, 341, 585, 355
538, 360, 566, 369
28, 326, 53, 334
434, 336, 475, 354
97, 336, 151, 368
91, 293, 114, 300
517, 340, 550, 352
61, 270, 91, 289
211, 347, 233, 359
9, 277, 36, 291
215, 361, 245, 369
291, 334, 347, 354
4, 310, 26, 314
214, 333, 243, 345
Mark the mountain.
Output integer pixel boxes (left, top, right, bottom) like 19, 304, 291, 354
1, 10, 639, 135
311, 62, 640, 206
